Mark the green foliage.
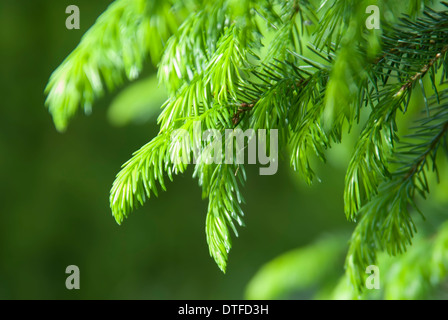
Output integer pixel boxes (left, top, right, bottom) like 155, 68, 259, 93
45, 0, 183, 131
45, 0, 448, 297
346, 93, 448, 291
245, 235, 347, 299
108, 74, 167, 126
202, 163, 246, 272
344, 7, 448, 220
249, 223, 448, 299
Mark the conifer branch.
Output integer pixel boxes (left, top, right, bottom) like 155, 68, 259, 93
346, 91, 448, 292
45, 0, 182, 131
45, 0, 448, 285
200, 163, 246, 272
344, 9, 448, 220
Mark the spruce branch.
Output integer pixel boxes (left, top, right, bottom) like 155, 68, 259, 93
344, 11, 448, 220
110, 104, 234, 224
158, 2, 228, 94
45, 0, 182, 132
201, 163, 246, 272
45, 0, 448, 284
110, 133, 173, 225
157, 23, 258, 132
346, 91, 448, 292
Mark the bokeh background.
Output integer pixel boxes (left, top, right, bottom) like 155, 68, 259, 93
0, 0, 446, 300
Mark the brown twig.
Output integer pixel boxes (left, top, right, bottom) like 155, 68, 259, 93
395, 45, 448, 97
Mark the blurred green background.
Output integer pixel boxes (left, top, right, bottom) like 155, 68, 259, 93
3, 0, 446, 300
